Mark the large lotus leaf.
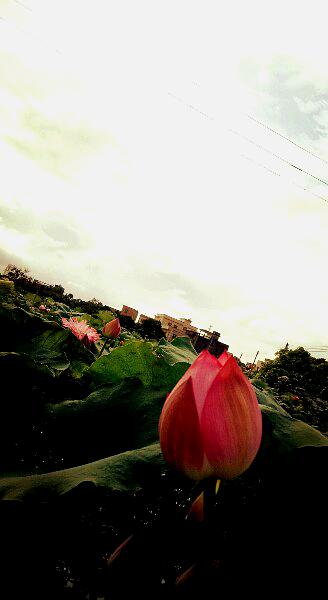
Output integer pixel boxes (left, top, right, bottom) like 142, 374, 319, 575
27, 350, 69, 377
0, 305, 55, 350
0, 350, 67, 388
156, 336, 198, 366
0, 352, 55, 463
42, 380, 166, 467
88, 341, 188, 389
18, 325, 94, 376
252, 404, 327, 479
0, 351, 34, 388
260, 405, 328, 452
10, 375, 328, 478
0, 304, 92, 362
53, 302, 72, 317
254, 386, 289, 416
0, 443, 164, 501
1, 407, 326, 503
97, 310, 115, 324
16, 329, 70, 377
18, 327, 70, 352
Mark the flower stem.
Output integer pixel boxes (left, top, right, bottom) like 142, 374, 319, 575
98, 338, 109, 357
187, 478, 221, 523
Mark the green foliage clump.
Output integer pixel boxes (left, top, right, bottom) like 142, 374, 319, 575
256, 346, 328, 432
137, 317, 165, 341
257, 346, 328, 398
0, 278, 15, 300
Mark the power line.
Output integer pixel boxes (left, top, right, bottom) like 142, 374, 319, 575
168, 91, 328, 205
306, 347, 328, 350
11, 0, 32, 11
242, 111, 328, 166
240, 154, 328, 204
0, 15, 62, 55
229, 127, 328, 189
191, 80, 328, 166
2, 8, 328, 205
3, 6, 328, 172
306, 345, 328, 348
168, 91, 214, 121
306, 348, 328, 353
168, 91, 214, 122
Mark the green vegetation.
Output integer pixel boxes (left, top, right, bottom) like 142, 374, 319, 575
0, 267, 326, 598
253, 346, 328, 433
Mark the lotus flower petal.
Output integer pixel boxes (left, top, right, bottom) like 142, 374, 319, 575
159, 350, 262, 480
201, 355, 262, 478
103, 318, 121, 338
61, 317, 100, 344
159, 377, 206, 480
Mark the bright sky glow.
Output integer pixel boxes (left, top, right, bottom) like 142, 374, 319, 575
1, 0, 328, 361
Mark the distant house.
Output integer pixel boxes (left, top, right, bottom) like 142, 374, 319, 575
154, 314, 198, 341
120, 305, 138, 321
154, 314, 228, 357
189, 329, 229, 358
138, 314, 151, 324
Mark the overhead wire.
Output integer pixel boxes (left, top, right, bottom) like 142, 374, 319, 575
2, 6, 328, 206
191, 80, 328, 166
168, 91, 328, 205
11, 0, 32, 11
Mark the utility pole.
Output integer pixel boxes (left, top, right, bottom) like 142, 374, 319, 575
250, 350, 259, 373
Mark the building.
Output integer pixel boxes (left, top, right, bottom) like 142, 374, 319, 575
154, 314, 228, 357
120, 305, 138, 321
189, 329, 229, 358
138, 314, 151, 324
154, 314, 198, 341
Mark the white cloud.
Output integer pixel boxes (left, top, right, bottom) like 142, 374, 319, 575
0, 0, 328, 361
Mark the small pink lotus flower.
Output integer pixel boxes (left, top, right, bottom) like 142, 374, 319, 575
39, 305, 47, 311
103, 318, 121, 338
62, 317, 100, 347
159, 350, 262, 480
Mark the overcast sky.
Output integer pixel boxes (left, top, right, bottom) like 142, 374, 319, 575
1, 0, 328, 361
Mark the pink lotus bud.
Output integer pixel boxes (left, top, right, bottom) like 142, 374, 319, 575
102, 318, 121, 338
159, 350, 262, 480
39, 305, 47, 311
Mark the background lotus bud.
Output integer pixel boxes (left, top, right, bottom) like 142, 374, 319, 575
103, 318, 121, 338
159, 350, 262, 480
